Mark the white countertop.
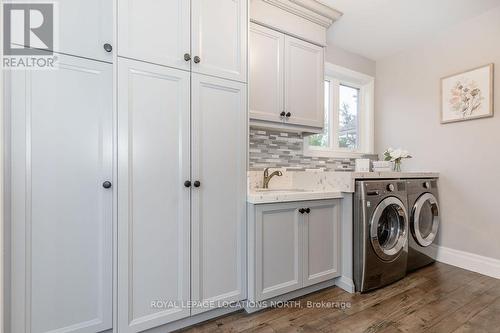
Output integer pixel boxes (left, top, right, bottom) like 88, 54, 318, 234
247, 170, 439, 204
247, 189, 344, 204
351, 172, 439, 179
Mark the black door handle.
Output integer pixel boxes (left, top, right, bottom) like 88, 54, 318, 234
103, 43, 113, 52
193, 181, 201, 188
193, 56, 201, 63
305, 208, 310, 214
299, 208, 306, 214
184, 180, 192, 187
102, 181, 112, 189
280, 111, 286, 117
184, 53, 191, 61
285, 112, 291, 117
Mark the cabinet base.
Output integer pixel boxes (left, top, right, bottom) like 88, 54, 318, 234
140, 304, 243, 333
244, 277, 354, 314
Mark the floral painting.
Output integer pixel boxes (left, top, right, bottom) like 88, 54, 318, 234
441, 64, 494, 124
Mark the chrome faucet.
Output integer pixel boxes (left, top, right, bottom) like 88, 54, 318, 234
263, 167, 283, 189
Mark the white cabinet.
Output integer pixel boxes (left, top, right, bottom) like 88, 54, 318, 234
249, 23, 284, 123
117, 58, 191, 333
249, 23, 324, 130
248, 200, 341, 302
303, 201, 341, 287
284, 35, 324, 128
9, 54, 113, 333
117, 62, 247, 330
118, 0, 190, 70
118, 0, 247, 82
253, 204, 302, 301
9, 0, 113, 61
191, 74, 247, 314
191, 0, 247, 82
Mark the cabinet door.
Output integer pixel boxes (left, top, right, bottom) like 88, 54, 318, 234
249, 23, 284, 123
191, 74, 247, 313
254, 203, 303, 301
9, 54, 112, 333
8, 0, 113, 61
284, 35, 324, 127
303, 200, 341, 287
118, 0, 190, 70
191, 0, 247, 82
117, 58, 191, 332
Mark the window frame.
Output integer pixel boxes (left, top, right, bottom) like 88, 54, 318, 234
304, 63, 375, 158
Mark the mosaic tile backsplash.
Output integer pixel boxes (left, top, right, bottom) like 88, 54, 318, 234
249, 129, 378, 171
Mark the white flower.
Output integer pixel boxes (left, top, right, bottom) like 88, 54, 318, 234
384, 147, 412, 161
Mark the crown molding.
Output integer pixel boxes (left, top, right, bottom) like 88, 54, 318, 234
260, 0, 343, 28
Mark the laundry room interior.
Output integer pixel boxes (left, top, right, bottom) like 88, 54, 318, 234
2, 0, 500, 332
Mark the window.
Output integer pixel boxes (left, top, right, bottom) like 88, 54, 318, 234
304, 63, 374, 158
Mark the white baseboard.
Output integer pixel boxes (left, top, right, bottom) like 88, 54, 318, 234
425, 244, 500, 279
335, 276, 355, 293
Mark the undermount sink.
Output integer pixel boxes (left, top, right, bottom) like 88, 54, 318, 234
253, 188, 309, 193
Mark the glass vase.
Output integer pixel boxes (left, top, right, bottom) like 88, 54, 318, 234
393, 160, 402, 172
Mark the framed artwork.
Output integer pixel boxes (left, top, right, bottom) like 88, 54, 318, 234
441, 63, 494, 124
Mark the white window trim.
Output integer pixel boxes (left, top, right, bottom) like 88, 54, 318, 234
304, 63, 374, 159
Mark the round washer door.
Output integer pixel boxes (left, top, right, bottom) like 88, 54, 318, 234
370, 197, 408, 261
411, 193, 440, 247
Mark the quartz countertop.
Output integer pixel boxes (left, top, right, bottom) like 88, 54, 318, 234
247, 189, 344, 204
247, 170, 439, 203
350, 172, 439, 179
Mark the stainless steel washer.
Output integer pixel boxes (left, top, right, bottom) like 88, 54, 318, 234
354, 180, 409, 292
406, 179, 440, 272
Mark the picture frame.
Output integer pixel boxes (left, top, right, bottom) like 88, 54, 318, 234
440, 63, 494, 124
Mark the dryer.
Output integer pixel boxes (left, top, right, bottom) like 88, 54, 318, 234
406, 179, 440, 272
354, 180, 409, 292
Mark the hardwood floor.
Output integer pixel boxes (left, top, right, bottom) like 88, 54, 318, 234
178, 263, 500, 333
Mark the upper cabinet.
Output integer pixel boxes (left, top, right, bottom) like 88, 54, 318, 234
249, 23, 324, 130
191, 0, 247, 82
249, 0, 342, 133
118, 0, 247, 82
118, 0, 190, 71
8, 0, 113, 62
249, 23, 284, 124
284, 35, 324, 128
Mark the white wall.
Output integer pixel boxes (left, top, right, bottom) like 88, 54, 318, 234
325, 44, 376, 77
375, 6, 500, 259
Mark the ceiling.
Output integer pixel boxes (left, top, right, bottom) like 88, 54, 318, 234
321, 0, 500, 60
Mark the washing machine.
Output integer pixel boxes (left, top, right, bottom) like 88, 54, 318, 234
354, 180, 409, 292
406, 179, 440, 272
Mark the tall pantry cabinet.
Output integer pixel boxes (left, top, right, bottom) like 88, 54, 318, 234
7, 1, 247, 333
117, 1, 248, 332
7, 1, 114, 332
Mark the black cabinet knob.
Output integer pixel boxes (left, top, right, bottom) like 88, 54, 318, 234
184, 53, 191, 61
184, 180, 192, 187
103, 43, 113, 52
102, 181, 112, 189
194, 180, 201, 187
193, 56, 201, 63
305, 208, 311, 214
285, 112, 291, 117
299, 208, 306, 214
280, 111, 286, 117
